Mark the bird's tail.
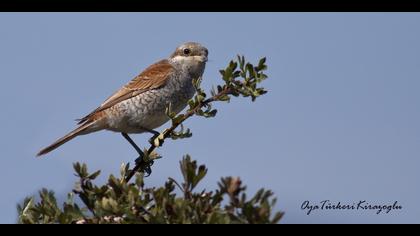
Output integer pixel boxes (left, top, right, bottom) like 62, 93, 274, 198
37, 121, 95, 157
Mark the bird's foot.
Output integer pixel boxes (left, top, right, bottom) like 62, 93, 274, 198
134, 154, 154, 177
148, 132, 165, 147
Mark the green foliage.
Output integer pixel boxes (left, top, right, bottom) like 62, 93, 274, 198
18, 56, 282, 224
18, 156, 283, 224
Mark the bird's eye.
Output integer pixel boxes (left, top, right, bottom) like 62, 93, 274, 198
183, 48, 191, 55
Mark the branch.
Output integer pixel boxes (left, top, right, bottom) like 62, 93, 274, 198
124, 89, 231, 182
124, 55, 268, 182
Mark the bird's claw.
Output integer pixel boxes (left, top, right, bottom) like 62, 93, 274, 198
149, 133, 165, 147
134, 155, 154, 177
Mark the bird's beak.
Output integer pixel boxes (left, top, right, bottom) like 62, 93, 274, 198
201, 55, 208, 63
190, 54, 208, 63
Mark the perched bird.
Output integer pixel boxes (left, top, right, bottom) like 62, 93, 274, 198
37, 42, 208, 157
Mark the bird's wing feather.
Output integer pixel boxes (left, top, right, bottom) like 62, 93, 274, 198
77, 59, 174, 124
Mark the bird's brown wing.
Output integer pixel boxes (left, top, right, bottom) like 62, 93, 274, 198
77, 59, 175, 124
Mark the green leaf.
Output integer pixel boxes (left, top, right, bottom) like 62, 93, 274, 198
217, 94, 230, 102
18, 197, 34, 219
120, 163, 130, 180
73, 162, 88, 178
87, 170, 101, 180
257, 57, 267, 71
206, 109, 218, 118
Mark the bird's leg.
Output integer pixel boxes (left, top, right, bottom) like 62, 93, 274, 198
121, 133, 144, 157
121, 132, 153, 176
141, 127, 160, 136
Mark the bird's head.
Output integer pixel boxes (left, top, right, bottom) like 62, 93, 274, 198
169, 42, 209, 66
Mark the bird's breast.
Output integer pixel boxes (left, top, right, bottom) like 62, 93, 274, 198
105, 74, 196, 133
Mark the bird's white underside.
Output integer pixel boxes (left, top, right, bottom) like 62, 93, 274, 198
171, 55, 208, 63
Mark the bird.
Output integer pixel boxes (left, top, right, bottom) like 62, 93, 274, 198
37, 42, 208, 157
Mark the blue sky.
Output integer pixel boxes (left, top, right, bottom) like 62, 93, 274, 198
1, 13, 419, 224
